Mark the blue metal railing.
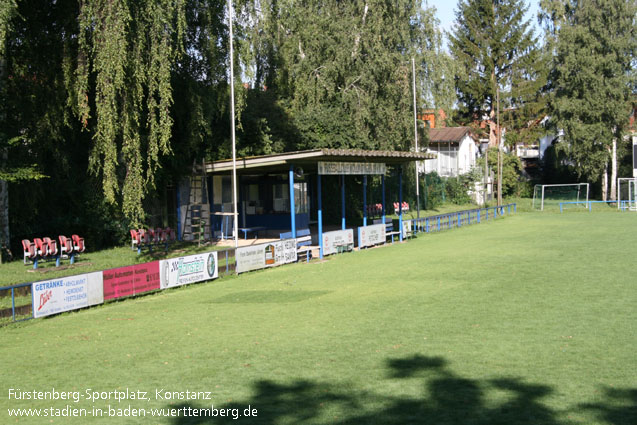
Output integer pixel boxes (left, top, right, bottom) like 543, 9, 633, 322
558, 200, 635, 212
0, 282, 33, 324
411, 203, 516, 235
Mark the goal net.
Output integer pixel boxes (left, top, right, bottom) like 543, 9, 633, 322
532, 183, 590, 211
618, 178, 637, 211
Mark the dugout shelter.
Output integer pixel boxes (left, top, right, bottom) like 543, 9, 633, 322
177, 149, 433, 258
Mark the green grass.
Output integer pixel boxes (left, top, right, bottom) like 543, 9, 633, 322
1, 211, 635, 424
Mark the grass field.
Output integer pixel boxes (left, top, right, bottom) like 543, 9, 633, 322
1, 210, 635, 424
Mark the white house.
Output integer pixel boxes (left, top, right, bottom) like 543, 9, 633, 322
423, 127, 478, 177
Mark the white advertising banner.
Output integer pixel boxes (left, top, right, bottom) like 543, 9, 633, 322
32, 274, 89, 318
236, 239, 297, 274
358, 224, 386, 248
318, 161, 386, 175
322, 229, 354, 256
160, 251, 219, 289
86, 271, 104, 306
402, 220, 412, 236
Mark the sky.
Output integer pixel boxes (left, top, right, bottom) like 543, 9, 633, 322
431, 0, 541, 37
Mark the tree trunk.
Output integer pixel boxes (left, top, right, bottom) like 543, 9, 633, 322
610, 140, 617, 200
0, 55, 7, 263
602, 163, 608, 201
0, 151, 8, 264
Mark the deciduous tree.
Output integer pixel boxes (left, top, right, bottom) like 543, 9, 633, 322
543, 0, 636, 199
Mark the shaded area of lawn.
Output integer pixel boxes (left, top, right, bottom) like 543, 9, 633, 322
172, 355, 635, 425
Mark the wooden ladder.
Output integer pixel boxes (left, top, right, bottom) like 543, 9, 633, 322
182, 161, 210, 245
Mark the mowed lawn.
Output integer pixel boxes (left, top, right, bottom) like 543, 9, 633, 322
1, 211, 635, 425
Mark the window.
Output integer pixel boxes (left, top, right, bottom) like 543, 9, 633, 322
294, 182, 308, 214
222, 176, 232, 204
273, 183, 289, 213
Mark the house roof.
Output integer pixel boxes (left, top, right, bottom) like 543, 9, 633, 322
428, 127, 476, 143
204, 148, 435, 175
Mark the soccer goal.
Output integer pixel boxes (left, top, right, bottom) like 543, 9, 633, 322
617, 178, 637, 211
532, 183, 590, 211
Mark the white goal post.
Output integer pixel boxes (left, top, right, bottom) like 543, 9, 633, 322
532, 183, 590, 211
617, 178, 637, 211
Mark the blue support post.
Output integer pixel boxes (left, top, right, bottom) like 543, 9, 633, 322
225, 250, 229, 274
70, 253, 76, 264
437, 216, 441, 231
55, 255, 60, 267
508, 205, 511, 214
426, 218, 429, 233
341, 175, 346, 230
363, 175, 367, 227
514, 203, 517, 213
318, 174, 324, 259
399, 169, 403, 242
289, 166, 296, 238
11, 288, 15, 321
478, 210, 481, 223
382, 175, 386, 224
458, 212, 461, 227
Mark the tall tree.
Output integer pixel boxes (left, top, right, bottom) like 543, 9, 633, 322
239, 0, 444, 152
74, 0, 186, 226
543, 0, 636, 199
0, 0, 49, 259
449, 0, 545, 143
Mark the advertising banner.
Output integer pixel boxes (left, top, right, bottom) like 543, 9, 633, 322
318, 161, 386, 175
236, 239, 297, 274
322, 229, 354, 256
358, 224, 386, 248
32, 274, 89, 318
86, 271, 104, 306
160, 251, 218, 289
402, 220, 412, 237
103, 261, 160, 300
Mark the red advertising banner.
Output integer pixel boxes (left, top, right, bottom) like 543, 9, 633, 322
103, 261, 160, 300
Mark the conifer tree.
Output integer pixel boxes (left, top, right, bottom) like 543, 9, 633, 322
449, 0, 545, 144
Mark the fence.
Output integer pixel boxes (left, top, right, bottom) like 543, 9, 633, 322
558, 200, 636, 213
0, 282, 33, 324
412, 204, 516, 234
1, 204, 516, 324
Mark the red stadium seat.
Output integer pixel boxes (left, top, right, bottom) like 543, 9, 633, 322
33, 238, 47, 257
22, 239, 37, 264
43, 237, 58, 257
130, 229, 141, 250
71, 234, 85, 253
59, 235, 73, 257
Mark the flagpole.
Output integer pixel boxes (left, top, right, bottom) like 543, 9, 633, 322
412, 57, 420, 221
228, 0, 238, 248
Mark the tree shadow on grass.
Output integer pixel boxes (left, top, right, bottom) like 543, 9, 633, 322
580, 387, 637, 425
171, 355, 633, 425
